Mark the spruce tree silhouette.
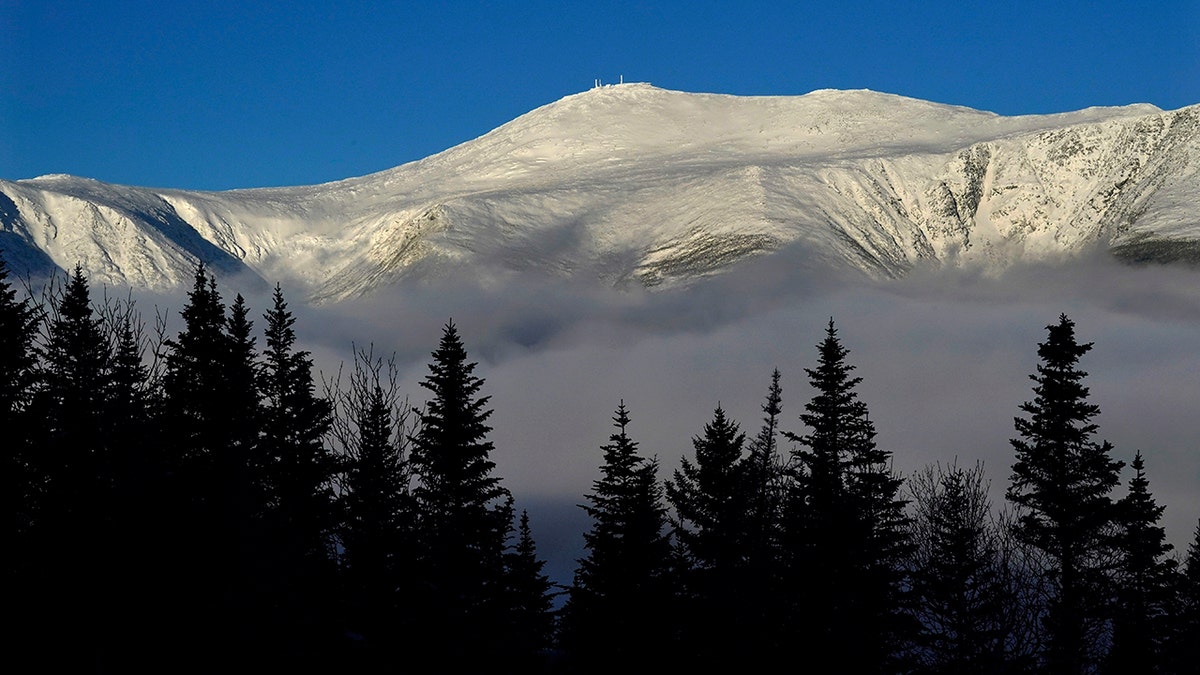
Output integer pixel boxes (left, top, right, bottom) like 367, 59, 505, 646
1, 257, 40, 530
2, 258, 41, 654
781, 318, 913, 673
1107, 451, 1177, 673
668, 405, 749, 573
18, 266, 168, 671
502, 509, 559, 670
258, 283, 341, 665
1166, 520, 1200, 672
665, 405, 755, 666
745, 368, 785, 560
98, 291, 163, 671
38, 266, 110, 512
409, 320, 513, 671
30, 266, 118, 670
159, 264, 264, 670
1006, 314, 1124, 674
740, 368, 788, 658
562, 401, 674, 673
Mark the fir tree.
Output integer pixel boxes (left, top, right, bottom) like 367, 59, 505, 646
28, 266, 115, 668
159, 265, 264, 668
97, 296, 165, 670
1006, 314, 1124, 674
781, 318, 913, 673
258, 283, 340, 663
4, 260, 46, 666
161, 265, 248, 490
2, 257, 41, 554
226, 294, 266, 510
103, 302, 157, 472
502, 509, 558, 670
745, 368, 786, 559
665, 405, 755, 666
20, 267, 167, 670
667, 405, 749, 572
37, 266, 111, 501
409, 320, 513, 669
1106, 451, 1176, 673
260, 284, 338, 554
1166, 520, 1200, 672
740, 368, 788, 657
562, 401, 674, 673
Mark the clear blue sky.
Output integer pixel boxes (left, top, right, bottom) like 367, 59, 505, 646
3, 0, 1198, 190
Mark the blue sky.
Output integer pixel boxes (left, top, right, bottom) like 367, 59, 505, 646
3, 0, 1198, 190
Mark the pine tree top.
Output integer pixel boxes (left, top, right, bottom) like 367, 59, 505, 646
1117, 450, 1173, 563
1187, 519, 1200, 583
410, 319, 508, 539
1008, 314, 1124, 526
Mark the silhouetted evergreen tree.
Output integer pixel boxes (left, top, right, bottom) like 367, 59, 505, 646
37, 265, 111, 500
561, 401, 675, 673
331, 345, 417, 664
780, 318, 914, 673
96, 292, 164, 670
3, 259, 46, 666
665, 404, 756, 666
162, 265, 235, 461
103, 301, 158, 488
1106, 451, 1176, 673
16, 267, 165, 671
27, 265, 118, 669
908, 461, 1021, 674
409, 320, 513, 671
1006, 314, 1124, 674
668, 405, 749, 571
745, 368, 786, 558
741, 368, 788, 656
226, 294, 268, 507
1165, 520, 1200, 672
258, 283, 340, 663
158, 265, 264, 669
502, 509, 558, 670
2, 258, 41, 557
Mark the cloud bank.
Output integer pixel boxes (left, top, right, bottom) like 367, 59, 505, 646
118, 249, 1200, 588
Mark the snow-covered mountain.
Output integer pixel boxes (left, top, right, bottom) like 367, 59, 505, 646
3, 83, 1198, 302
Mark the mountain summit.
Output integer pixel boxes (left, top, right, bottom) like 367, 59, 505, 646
3, 84, 1198, 302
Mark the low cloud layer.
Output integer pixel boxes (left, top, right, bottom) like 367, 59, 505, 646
119, 249, 1200, 587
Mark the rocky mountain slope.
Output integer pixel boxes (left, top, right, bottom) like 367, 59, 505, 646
2, 83, 1197, 302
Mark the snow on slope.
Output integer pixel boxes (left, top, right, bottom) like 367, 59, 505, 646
1, 84, 1197, 302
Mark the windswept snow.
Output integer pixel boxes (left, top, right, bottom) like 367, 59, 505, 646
1, 84, 1197, 302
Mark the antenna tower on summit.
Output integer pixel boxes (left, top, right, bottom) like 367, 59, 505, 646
592, 76, 626, 89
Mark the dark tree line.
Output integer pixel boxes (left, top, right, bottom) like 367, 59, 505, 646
4, 264, 553, 673
5, 260, 1199, 674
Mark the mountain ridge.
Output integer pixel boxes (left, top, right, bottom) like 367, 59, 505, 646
2, 84, 1197, 302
